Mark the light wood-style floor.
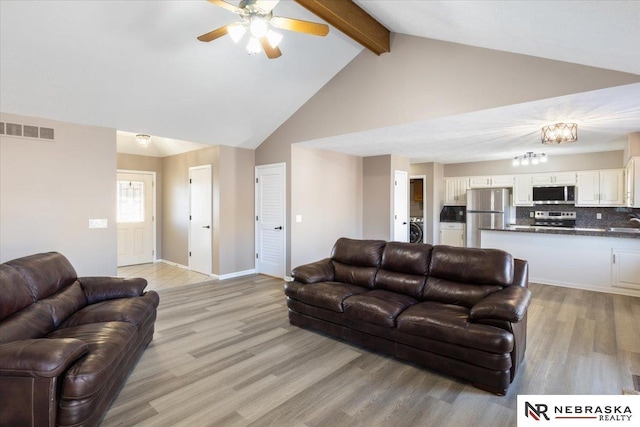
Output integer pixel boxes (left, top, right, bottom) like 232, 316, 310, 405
118, 262, 211, 291
105, 267, 640, 426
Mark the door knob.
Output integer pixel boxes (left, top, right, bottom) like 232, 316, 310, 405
274, 226, 283, 230
202, 225, 211, 229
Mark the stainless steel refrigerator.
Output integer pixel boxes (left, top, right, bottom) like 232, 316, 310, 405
465, 188, 511, 248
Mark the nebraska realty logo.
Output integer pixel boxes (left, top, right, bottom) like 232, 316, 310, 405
517, 395, 638, 426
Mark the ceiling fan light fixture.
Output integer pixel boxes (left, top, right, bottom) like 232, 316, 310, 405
249, 16, 268, 38
228, 23, 247, 43
266, 29, 283, 48
247, 36, 262, 54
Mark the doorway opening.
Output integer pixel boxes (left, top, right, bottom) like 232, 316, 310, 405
410, 175, 426, 243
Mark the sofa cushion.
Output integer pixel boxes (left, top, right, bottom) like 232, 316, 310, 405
374, 241, 433, 298
284, 281, 367, 313
429, 246, 514, 287
396, 301, 514, 353
0, 264, 34, 321
333, 262, 379, 288
47, 322, 138, 399
60, 292, 160, 329
422, 277, 503, 308
37, 281, 87, 327
5, 252, 77, 301
331, 238, 385, 268
343, 289, 418, 328
0, 304, 54, 344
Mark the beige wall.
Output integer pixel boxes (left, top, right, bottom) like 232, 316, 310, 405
444, 150, 624, 177
363, 155, 392, 240
117, 153, 163, 259
216, 146, 255, 275
259, 34, 640, 148
161, 145, 255, 275
0, 113, 117, 275
625, 132, 640, 162
290, 145, 362, 268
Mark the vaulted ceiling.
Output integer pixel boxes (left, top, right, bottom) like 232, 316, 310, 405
1, 1, 639, 162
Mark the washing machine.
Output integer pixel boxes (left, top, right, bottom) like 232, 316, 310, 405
409, 217, 424, 243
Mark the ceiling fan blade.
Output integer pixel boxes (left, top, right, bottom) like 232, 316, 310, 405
260, 37, 282, 59
270, 16, 329, 37
207, 0, 241, 14
197, 25, 230, 42
256, 0, 280, 13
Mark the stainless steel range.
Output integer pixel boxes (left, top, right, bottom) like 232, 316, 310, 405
533, 211, 576, 228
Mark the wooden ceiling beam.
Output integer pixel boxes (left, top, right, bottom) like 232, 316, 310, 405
294, 0, 390, 55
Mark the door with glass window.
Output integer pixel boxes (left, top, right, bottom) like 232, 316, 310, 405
117, 172, 154, 266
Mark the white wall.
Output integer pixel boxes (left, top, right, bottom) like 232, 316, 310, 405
1, 113, 117, 275
291, 145, 362, 269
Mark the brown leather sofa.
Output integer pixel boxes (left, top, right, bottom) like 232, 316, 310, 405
284, 238, 531, 395
0, 252, 159, 426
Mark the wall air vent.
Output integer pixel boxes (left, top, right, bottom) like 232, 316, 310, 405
0, 122, 55, 141
6, 123, 22, 137
39, 127, 55, 140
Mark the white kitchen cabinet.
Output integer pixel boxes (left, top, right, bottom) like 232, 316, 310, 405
531, 172, 576, 186
468, 175, 514, 188
439, 223, 465, 247
513, 175, 533, 206
576, 169, 625, 206
626, 157, 639, 208
612, 249, 640, 291
444, 177, 469, 205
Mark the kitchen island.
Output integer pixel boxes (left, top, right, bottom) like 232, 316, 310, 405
481, 226, 640, 297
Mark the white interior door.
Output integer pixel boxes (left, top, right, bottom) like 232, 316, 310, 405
393, 170, 409, 242
117, 172, 154, 267
255, 163, 285, 278
189, 165, 212, 275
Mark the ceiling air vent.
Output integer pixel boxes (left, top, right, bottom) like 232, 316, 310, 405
0, 122, 55, 141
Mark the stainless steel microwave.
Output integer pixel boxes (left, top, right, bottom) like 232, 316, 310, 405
532, 185, 575, 204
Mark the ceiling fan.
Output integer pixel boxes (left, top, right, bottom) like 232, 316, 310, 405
197, 0, 330, 59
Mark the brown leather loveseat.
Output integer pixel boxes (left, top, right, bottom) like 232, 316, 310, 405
284, 238, 531, 394
0, 252, 159, 426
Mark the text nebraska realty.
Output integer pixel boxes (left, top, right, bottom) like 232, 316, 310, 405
526, 402, 633, 421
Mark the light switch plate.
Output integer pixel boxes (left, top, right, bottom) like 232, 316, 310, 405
296, 215, 302, 223
89, 219, 108, 229
596, 213, 602, 220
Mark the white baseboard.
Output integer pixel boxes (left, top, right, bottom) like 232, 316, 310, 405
212, 269, 256, 281
531, 277, 640, 298
156, 259, 189, 270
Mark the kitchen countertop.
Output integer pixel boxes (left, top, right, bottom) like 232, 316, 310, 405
480, 225, 640, 239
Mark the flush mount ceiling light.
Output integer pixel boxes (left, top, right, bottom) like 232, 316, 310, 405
513, 152, 547, 166
135, 134, 151, 148
197, 0, 329, 59
541, 123, 578, 144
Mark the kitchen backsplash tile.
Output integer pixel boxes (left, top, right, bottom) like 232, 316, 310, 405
515, 206, 640, 228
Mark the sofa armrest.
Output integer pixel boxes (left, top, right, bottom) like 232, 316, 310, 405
291, 258, 334, 284
0, 338, 88, 378
78, 276, 148, 304
470, 286, 532, 322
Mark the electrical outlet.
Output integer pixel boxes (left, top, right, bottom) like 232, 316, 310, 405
596, 213, 602, 220
529, 212, 534, 218
89, 219, 108, 229
295, 215, 302, 223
